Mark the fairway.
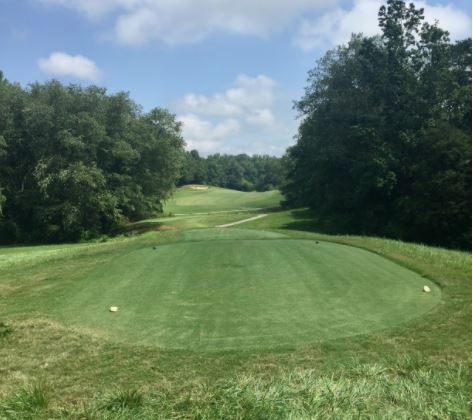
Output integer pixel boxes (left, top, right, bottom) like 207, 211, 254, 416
164, 185, 282, 214
46, 228, 440, 351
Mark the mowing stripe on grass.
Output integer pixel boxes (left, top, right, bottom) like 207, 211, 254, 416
164, 186, 282, 214
37, 229, 440, 351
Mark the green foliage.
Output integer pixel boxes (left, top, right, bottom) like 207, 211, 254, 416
284, 0, 471, 249
0, 76, 185, 243
0, 189, 5, 216
101, 388, 145, 412
0, 321, 13, 338
2, 382, 49, 419
179, 150, 285, 192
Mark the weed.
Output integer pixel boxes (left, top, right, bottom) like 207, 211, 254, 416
0, 322, 12, 338
1, 382, 49, 418
101, 388, 145, 412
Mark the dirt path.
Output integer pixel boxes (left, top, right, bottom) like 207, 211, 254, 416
216, 214, 268, 228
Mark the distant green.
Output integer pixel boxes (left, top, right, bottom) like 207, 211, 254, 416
164, 185, 282, 214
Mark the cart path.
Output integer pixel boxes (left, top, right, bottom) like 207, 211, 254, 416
217, 214, 268, 228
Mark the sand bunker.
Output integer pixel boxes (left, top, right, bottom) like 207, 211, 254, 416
189, 185, 209, 190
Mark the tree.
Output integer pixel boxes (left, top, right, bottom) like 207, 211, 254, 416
178, 150, 207, 185
179, 152, 284, 192
0, 75, 185, 243
284, 0, 471, 249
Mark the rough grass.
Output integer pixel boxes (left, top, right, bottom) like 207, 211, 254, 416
1, 382, 49, 420
0, 233, 153, 270
0, 355, 468, 419
0, 207, 470, 418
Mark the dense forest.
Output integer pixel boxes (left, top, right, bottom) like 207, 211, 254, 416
0, 75, 185, 243
283, 0, 471, 249
179, 150, 285, 191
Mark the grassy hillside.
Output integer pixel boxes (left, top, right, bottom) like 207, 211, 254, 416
138, 210, 259, 230
0, 200, 470, 418
163, 185, 282, 214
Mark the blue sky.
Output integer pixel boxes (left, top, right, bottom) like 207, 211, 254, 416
0, 0, 471, 156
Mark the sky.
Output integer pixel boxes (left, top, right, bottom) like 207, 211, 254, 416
0, 0, 471, 156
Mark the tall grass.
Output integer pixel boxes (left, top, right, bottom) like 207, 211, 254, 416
1, 382, 49, 419
2, 359, 468, 419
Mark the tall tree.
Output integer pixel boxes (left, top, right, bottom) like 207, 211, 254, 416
284, 0, 471, 249
0, 76, 185, 243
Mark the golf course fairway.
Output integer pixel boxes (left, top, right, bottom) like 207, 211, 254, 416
47, 228, 440, 351
163, 185, 282, 214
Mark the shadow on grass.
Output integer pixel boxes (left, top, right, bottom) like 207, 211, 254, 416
0, 322, 13, 338
113, 222, 176, 236
281, 208, 354, 236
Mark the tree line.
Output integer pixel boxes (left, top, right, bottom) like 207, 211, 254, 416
0, 75, 185, 243
283, 0, 471, 249
178, 150, 285, 192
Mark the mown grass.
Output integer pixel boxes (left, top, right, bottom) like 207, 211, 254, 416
136, 210, 259, 230
0, 207, 470, 418
1, 231, 440, 351
163, 185, 282, 214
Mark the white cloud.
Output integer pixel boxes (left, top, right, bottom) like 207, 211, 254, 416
295, 0, 471, 51
179, 93, 242, 117
176, 74, 277, 127
246, 109, 275, 127
37, 0, 140, 19
422, 2, 472, 40
38, 0, 335, 45
38, 52, 103, 81
36, 0, 472, 48
178, 114, 240, 154
174, 74, 292, 154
